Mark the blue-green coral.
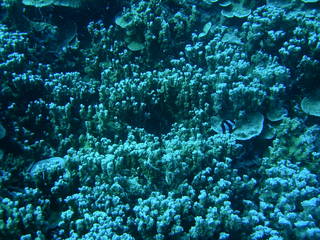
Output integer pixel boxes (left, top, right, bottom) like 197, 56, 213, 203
0, 1, 320, 240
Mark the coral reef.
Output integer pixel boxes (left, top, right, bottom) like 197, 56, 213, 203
0, 1, 320, 239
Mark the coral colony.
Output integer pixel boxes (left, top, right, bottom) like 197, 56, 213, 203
0, 0, 320, 239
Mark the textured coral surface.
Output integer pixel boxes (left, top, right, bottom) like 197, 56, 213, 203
0, 0, 320, 239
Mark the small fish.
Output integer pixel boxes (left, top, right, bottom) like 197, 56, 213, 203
221, 119, 236, 134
